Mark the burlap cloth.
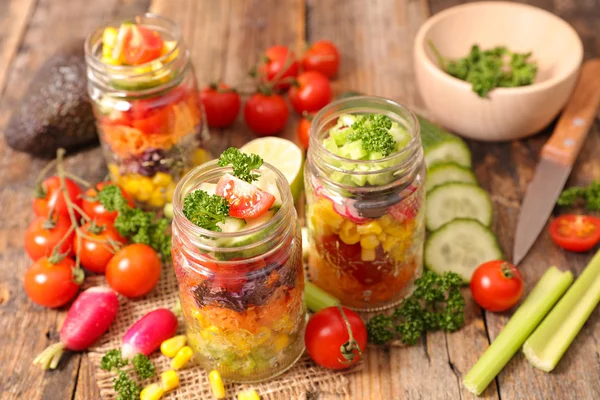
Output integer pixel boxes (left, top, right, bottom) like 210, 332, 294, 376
86, 264, 351, 400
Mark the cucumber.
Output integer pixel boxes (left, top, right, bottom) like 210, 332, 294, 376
198, 182, 217, 194
418, 116, 472, 169
426, 182, 492, 231
216, 217, 246, 233
425, 162, 477, 193
214, 210, 276, 260
425, 218, 503, 282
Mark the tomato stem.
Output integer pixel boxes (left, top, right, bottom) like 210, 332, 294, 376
501, 262, 515, 279
64, 172, 91, 188
336, 305, 363, 365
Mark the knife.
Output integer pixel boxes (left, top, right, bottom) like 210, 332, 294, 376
513, 59, 600, 266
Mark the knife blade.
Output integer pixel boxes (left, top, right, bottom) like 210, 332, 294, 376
513, 59, 600, 266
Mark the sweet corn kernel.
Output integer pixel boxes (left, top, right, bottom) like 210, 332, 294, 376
360, 234, 379, 250
382, 235, 400, 252
209, 370, 226, 399
171, 346, 194, 370
272, 333, 289, 351
108, 163, 120, 180
162, 41, 180, 62
314, 201, 344, 230
254, 326, 272, 346
361, 248, 376, 262
238, 389, 261, 400
102, 44, 114, 58
378, 232, 387, 242
136, 177, 154, 202
140, 383, 164, 400
152, 172, 173, 187
378, 214, 393, 229
121, 178, 140, 197
101, 55, 119, 65
339, 220, 360, 245
384, 224, 408, 238
160, 370, 180, 392
161, 335, 187, 358
356, 221, 383, 235
200, 325, 220, 341
102, 27, 118, 47
148, 189, 166, 208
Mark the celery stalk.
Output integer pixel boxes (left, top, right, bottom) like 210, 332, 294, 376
523, 249, 600, 372
305, 281, 340, 312
463, 267, 573, 395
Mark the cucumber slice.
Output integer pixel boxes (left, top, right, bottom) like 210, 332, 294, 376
214, 210, 276, 260
216, 217, 246, 233
426, 182, 492, 231
425, 162, 478, 193
418, 116, 472, 168
425, 218, 503, 282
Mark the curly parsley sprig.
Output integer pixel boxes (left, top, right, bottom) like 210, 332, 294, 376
182, 189, 230, 231
100, 349, 155, 400
348, 114, 396, 156
558, 180, 600, 211
218, 147, 263, 183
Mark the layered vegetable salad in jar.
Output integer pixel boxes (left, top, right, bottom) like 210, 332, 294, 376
305, 96, 426, 311
171, 148, 305, 382
85, 14, 207, 209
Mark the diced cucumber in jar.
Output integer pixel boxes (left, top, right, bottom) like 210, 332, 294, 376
418, 116, 472, 169
425, 182, 492, 231
216, 217, 246, 233
425, 219, 503, 282
425, 162, 478, 193
214, 210, 276, 260
198, 182, 218, 194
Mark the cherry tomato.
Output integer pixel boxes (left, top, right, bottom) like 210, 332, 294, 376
305, 306, 367, 370
296, 116, 312, 149
82, 182, 134, 224
244, 93, 289, 136
200, 83, 241, 128
33, 176, 83, 219
24, 256, 80, 308
75, 222, 127, 274
301, 40, 340, 78
24, 214, 75, 261
216, 174, 275, 219
549, 214, 600, 252
122, 25, 164, 65
131, 106, 172, 134
288, 71, 332, 114
106, 243, 161, 298
258, 45, 299, 89
470, 260, 524, 312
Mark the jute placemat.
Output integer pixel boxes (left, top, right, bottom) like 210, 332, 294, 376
86, 265, 350, 400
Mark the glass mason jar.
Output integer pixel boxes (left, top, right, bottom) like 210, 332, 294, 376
85, 14, 208, 210
305, 96, 426, 311
171, 161, 306, 383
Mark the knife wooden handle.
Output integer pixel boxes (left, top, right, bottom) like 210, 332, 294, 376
541, 59, 600, 166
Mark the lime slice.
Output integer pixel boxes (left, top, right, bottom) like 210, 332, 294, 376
240, 137, 304, 202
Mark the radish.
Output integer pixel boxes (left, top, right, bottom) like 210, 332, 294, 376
33, 287, 119, 369
121, 308, 178, 359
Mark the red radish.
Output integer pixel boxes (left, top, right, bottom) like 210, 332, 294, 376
121, 308, 178, 359
33, 287, 119, 369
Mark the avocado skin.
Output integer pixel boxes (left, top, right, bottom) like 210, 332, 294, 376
5, 41, 98, 157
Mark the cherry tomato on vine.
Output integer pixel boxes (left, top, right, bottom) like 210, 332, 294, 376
305, 306, 367, 370
549, 214, 600, 252
288, 71, 332, 114
297, 116, 312, 149
301, 40, 340, 78
470, 260, 524, 312
200, 83, 241, 128
24, 256, 81, 308
258, 45, 299, 90
24, 214, 75, 261
75, 222, 127, 274
82, 182, 133, 224
122, 25, 164, 65
244, 93, 289, 135
106, 243, 161, 298
33, 176, 83, 219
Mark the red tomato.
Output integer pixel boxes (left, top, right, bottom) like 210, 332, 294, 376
288, 71, 332, 114
75, 222, 127, 274
131, 106, 172, 134
24, 215, 75, 261
244, 93, 289, 135
549, 214, 600, 252
296, 116, 312, 149
470, 260, 524, 312
122, 25, 164, 65
301, 40, 340, 78
33, 176, 83, 219
24, 256, 80, 308
258, 45, 299, 89
216, 174, 275, 219
106, 243, 161, 298
305, 306, 367, 370
82, 182, 134, 224
200, 83, 241, 128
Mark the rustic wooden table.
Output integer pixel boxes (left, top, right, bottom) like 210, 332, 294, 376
1, 0, 600, 399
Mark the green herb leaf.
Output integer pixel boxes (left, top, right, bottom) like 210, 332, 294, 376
348, 114, 396, 156
113, 370, 141, 400
182, 189, 230, 231
131, 353, 155, 379
218, 147, 263, 183
558, 180, 600, 211
100, 349, 129, 371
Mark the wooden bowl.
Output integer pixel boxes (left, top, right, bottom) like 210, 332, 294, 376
414, 1, 583, 141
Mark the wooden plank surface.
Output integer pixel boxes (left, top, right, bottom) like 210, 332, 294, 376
0, 0, 599, 399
